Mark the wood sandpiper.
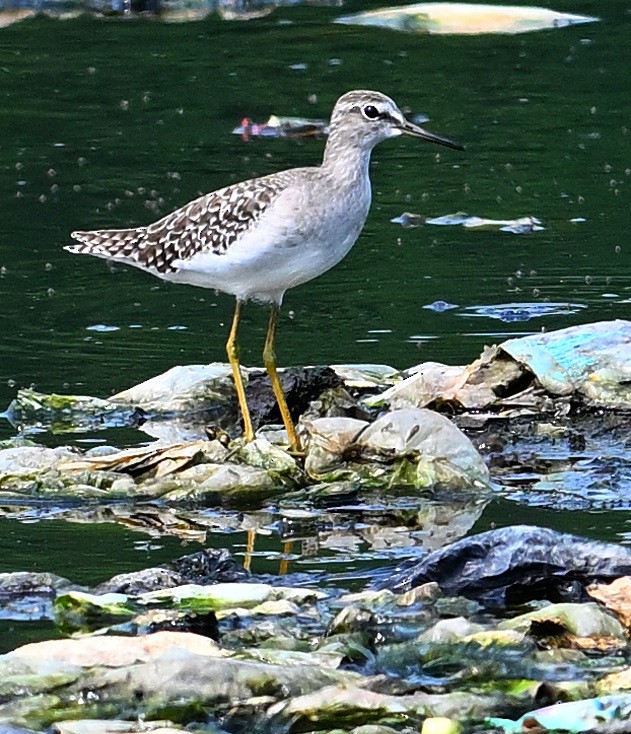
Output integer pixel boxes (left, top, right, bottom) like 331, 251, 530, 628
66, 90, 463, 453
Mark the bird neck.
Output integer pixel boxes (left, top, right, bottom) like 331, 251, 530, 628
321, 130, 373, 181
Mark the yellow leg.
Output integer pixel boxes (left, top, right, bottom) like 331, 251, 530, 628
243, 528, 256, 572
263, 304, 302, 453
278, 540, 292, 576
226, 299, 254, 442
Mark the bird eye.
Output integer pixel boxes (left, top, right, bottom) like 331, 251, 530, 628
363, 105, 380, 120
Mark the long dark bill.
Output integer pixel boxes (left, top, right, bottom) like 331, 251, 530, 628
399, 119, 464, 151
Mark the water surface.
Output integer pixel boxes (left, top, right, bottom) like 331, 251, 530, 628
0, 0, 630, 618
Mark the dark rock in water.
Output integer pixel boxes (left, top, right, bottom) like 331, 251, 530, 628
372, 525, 631, 608
169, 547, 250, 584
95, 549, 249, 594
245, 366, 342, 432
0, 571, 78, 622
93, 567, 186, 595
132, 608, 219, 639
0, 571, 75, 598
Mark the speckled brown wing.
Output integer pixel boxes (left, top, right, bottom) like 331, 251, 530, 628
67, 171, 297, 274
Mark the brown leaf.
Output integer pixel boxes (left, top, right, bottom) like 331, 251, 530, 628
62, 441, 207, 478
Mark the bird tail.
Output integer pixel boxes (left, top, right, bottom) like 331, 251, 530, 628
66, 228, 147, 262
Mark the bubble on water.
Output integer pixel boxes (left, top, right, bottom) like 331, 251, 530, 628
7, 379, 16, 388
15, 162, 23, 171
39, 194, 47, 203
120, 100, 130, 111
47, 168, 56, 177
50, 184, 59, 193
87, 66, 96, 74
585, 275, 593, 285
77, 157, 87, 167
73, 185, 81, 192
47, 288, 55, 297
45, 262, 53, 271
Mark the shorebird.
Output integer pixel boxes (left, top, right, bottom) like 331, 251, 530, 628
66, 90, 463, 453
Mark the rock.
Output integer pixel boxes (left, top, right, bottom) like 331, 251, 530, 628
244, 366, 341, 432
7, 631, 223, 667
92, 568, 186, 595
374, 525, 631, 607
168, 547, 250, 585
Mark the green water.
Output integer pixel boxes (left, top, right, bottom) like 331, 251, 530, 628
0, 3, 630, 593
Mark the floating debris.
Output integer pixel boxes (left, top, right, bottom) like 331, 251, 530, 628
233, 115, 329, 141
488, 695, 631, 733
426, 212, 544, 232
459, 301, 587, 322
368, 319, 631, 413
335, 2, 599, 35
390, 211, 425, 228
423, 300, 459, 312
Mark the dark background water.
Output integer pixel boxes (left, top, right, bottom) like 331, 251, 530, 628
0, 0, 630, 610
